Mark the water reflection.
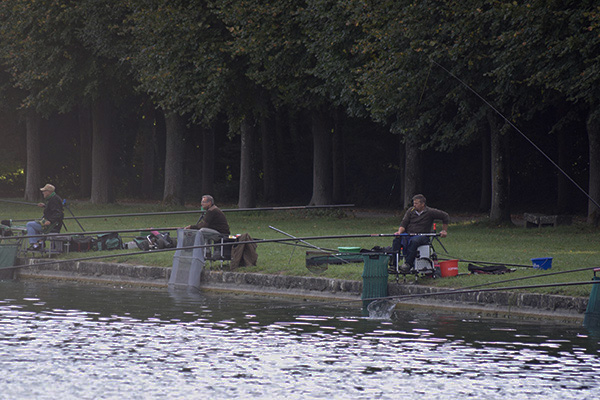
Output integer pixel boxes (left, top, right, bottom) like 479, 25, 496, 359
1, 280, 599, 399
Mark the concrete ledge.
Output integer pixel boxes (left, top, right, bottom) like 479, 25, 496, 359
18, 259, 169, 288
199, 270, 362, 299
387, 283, 587, 323
13, 259, 589, 323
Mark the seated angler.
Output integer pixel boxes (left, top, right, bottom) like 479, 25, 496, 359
26, 184, 64, 251
393, 194, 449, 273
185, 194, 230, 242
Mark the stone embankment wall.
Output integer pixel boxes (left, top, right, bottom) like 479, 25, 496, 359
11, 258, 589, 323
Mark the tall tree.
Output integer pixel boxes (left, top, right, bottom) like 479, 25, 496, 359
163, 113, 186, 205
216, 0, 364, 205
238, 116, 257, 208
0, 0, 136, 203
24, 110, 43, 201
127, 0, 263, 204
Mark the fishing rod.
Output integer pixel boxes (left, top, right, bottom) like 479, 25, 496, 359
269, 225, 350, 265
6, 204, 356, 223
0, 226, 182, 242
63, 199, 85, 231
437, 256, 536, 269
1, 229, 436, 243
431, 59, 600, 211
243, 275, 600, 314
459, 265, 599, 291
0, 199, 39, 207
364, 280, 600, 304
1, 232, 433, 270
367, 264, 600, 313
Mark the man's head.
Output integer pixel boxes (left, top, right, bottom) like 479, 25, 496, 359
40, 184, 55, 199
412, 194, 426, 212
201, 195, 215, 209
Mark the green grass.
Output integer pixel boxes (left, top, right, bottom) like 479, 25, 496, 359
2, 199, 599, 298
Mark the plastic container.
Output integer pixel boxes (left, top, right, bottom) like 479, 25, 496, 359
338, 246, 361, 253
361, 254, 390, 314
584, 271, 600, 329
439, 259, 459, 277
531, 257, 553, 270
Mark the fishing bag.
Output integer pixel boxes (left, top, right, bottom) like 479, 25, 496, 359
96, 232, 123, 251
70, 235, 95, 252
1, 222, 12, 237
467, 263, 512, 275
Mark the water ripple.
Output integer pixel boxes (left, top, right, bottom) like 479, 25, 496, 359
1, 281, 599, 399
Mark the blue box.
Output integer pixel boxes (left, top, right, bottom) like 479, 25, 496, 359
531, 257, 552, 270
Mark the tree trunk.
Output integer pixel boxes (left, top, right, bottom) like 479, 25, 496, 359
332, 110, 345, 204
140, 105, 157, 199
398, 138, 405, 209
90, 99, 114, 204
403, 136, 421, 207
489, 114, 511, 223
309, 110, 333, 205
479, 125, 491, 212
201, 126, 215, 195
556, 128, 569, 214
78, 105, 93, 199
587, 107, 600, 226
24, 109, 42, 202
163, 112, 186, 205
261, 113, 278, 202
238, 116, 257, 208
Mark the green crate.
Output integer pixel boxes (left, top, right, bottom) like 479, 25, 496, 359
361, 254, 390, 313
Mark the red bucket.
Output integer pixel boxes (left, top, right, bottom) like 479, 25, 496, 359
439, 259, 459, 277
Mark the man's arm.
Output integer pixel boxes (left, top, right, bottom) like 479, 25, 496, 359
440, 223, 448, 238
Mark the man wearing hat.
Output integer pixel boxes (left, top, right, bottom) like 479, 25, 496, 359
26, 184, 64, 250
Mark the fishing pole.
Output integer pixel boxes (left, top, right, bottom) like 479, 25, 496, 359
431, 59, 600, 211
369, 264, 600, 312
364, 280, 600, 303
458, 265, 599, 291
437, 256, 536, 269
6, 204, 356, 223
63, 199, 85, 231
1, 232, 434, 270
241, 276, 600, 314
0, 226, 182, 242
0, 199, 39, 207
269, 225, 351, 265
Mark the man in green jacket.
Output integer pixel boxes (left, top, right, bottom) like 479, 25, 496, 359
26, 183, 64, 250
393, 194, 449, 273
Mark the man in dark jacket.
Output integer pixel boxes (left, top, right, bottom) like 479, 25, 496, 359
393, 194, 448, 273
185, 195, 230, 241
26, 183, 64, 250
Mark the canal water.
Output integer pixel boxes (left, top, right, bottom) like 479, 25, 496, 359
1, 280, 599, 400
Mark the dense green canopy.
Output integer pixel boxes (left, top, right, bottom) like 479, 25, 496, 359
0, 0, 598, 223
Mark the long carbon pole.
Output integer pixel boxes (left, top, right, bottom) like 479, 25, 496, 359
365, 280, 600, 303
7, 204, 355, 222
269, 225, 350, 264
0, 199, 39, 207
2, 232, 432, 270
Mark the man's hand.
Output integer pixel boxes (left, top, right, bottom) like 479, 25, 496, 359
440, 230, 447, 238
43, 220, 51, 226
37, 203, 45, 208
394, 227, 405, 236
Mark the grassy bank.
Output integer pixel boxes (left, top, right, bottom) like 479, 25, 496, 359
2, 199, 599, 298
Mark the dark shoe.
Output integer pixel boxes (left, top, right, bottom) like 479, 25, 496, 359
399, 263, 412, 274
27, 244, 40, 251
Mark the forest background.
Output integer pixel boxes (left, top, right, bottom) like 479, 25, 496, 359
0, 0, 598, 225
